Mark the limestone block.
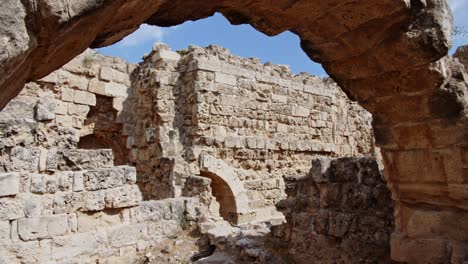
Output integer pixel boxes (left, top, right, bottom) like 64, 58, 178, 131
31, 173, 46, 194
224, 136, 237, 148
17, 214, 69, 241
271, 94, 288, 103
35, 99, 56, 121
68, 73, 89, 90
112, 97, 125, 111
53, 192, 84, 213
54, 100, 67, 115
0, 220, 10, 246
246, 137, 257, 149
100, 66, 115, 82
67, 103, 90, 116
123, 166, 137, 184
83, 167, 126, 191
56, 115, 73, 127
107, 223, 147, 248
19, 193, 43, 217
0, 96, 37, 120
256, 138, 266, 149
58, 149, 113, 170
9, 147, 40, 171
57, 172, 72, 191
77, 211, 122, 233
151, 49, 181, 62
82, 190, 106, 211
74, 90, 96, 106
292, 106, 310, 117
188, 59, 221, 72
304, 85, 333, 98
6, 240, 51, 263
88, 78, 106, 95
105, 185, 142, 208
219, 95, 237, 106
105, 82, 130, 98
90, 78, 129, 98
72, 172, 84, 192
0, 173, 19, 197
61, 87, 75, 102
44, 175, 58, 193
133, 200, 174, 222
51, 232, 98, 260
68, 213, 77, 232
215, 72, 237, 86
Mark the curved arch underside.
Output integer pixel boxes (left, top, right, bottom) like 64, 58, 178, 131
0, 1, 467, 262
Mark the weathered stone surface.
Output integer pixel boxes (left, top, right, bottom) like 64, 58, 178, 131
9, 147, 40, 171
104, 185, 142, 208
272, 157, 394, 263
0, 198, 24, 220
35, 98, 56, 121
51, 232, 99, 260
77, 211, 121, 232
0, 173, 19, 196
0, 21, 465, 262
17, 214, 69, 241
83, 167, 127, 191
57, 149, 113, 171
454, 45, 468, 69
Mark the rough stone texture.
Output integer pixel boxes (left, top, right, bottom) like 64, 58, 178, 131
0, 173, 19, 197
131, 44, 375, 224
0, 40, 467, 262
454, 45, 468, 69
0, 46, 383, 262
0, 1, 465, 262
270, 157, 394, 263
0, 52, 202, 262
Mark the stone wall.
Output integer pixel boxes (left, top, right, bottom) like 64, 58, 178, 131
269, 157, 394, 263
0, 43, 382, 262
128, 44, 375, 223
0, 51, 201, 263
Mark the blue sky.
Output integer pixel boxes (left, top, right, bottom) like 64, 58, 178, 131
98, 1, 467, 76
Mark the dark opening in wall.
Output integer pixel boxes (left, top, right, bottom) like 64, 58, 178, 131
201, 171, 238, 225
77, 95, 129, 166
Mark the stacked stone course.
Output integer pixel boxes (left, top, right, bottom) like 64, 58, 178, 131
129, 44, 375, 224
0, 51, 200, 263
0, 44, 384, 262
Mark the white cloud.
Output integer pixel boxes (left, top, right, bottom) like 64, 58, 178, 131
120, 24, 166, 47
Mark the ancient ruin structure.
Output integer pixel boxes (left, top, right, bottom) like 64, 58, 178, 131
0, 44, 387, 262
0, 0, 467, 263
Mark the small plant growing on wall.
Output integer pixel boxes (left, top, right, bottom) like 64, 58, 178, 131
82, 55, 95, 68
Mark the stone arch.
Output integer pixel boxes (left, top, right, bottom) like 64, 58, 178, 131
199, 154, 250, 224
0, 1, 466, 262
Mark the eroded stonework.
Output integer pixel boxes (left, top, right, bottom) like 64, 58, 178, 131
0, 1, 466, 263
0, 45, 386, 263
130, 44, 376, 224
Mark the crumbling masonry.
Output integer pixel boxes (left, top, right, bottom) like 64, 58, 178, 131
1, 1, 468, 263
0, 44, 397, 263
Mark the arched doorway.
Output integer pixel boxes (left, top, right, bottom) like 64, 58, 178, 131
200, 171, 238, 224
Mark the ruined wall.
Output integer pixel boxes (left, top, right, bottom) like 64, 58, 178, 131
0, 51, 200, 263
270, 157, 394, 263
129, 44, 375, 223
0, 44, 395, 262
